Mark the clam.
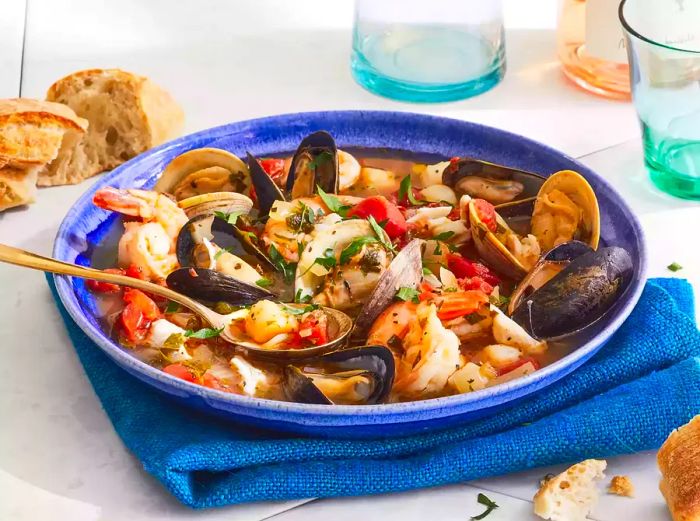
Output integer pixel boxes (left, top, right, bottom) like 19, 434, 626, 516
166, 267, 275, 305
178, 191, 254, 219
286, 131, 339, 199
154, 148, 250, 199
507, 240, 593, 315
442, 158, 545, 205
530, 170, 600, 251
351, 239, 423, 343
510, 246, 633, 340
283, 345, 395, 404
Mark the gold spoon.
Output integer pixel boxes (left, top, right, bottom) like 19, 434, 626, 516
0, 242, 246, 345
0, 243, 351, 357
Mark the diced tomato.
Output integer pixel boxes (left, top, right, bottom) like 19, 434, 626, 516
496, 357, 541, 377
473, 198, 497, 232
346, 196, 407, 239
202, 372, 230, 391
458, 276, 494, 295
163, 363, 197, 383
86, 268, 125, 293
447, 254, 501, 286
418, 281, 437, 302
297, 312, 329, 346
120, 303, 146, 342
435, 290, 489, 321
449, 157, 461, 164
447, 206, 461, 220
125, 264, 146, 280
123, 289, 161, 321
259, 158, 286, 180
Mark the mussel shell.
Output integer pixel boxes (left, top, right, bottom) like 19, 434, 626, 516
166, 267, 275, 305
507, 240, 593, 315
442, 158, 545, 205
351, 239, 423, 343
282, 345, 395, 405
286, 131, 339, 199
510, 246, 633, 340
246, 152, 286, 217
234, 304, 353, 361
154, 148, 249, 197
176, 214, 240, 267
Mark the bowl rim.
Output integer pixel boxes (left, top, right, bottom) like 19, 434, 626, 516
53, 110, 648, 424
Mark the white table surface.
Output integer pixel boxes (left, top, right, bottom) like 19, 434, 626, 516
1, 1, 698, 520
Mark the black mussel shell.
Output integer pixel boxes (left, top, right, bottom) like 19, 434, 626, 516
246, 152, 286, 217
443, 158, 545, 205
283, 345, 395, 405
286, 131, 338, 199
511, 246, 633, 340
166, 267, 274, 305
176, 214, 242, 267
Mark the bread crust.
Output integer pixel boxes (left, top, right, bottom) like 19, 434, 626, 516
658, 415, 700, 521
0, 98, 87, 167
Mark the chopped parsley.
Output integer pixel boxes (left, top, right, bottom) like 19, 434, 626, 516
470, 493, 499, 520
184, 327, 224, 339
398, 175, 424, 206
465, 312, 484, 324
294, 288, 313, 304
286, 201, 316, 233
214, 210, 244, 226
490, 294, 510, 309
163, 332, 186, 349
433, 231, 455, 242
667, 262, 683, 272
255, 278, 273, 288
314, 248, 337, 270
164, 301, 180, 314
308, 150, 333, 171
433, 242, 443, 255
282, 303, 319, 315
422, 266, 434, 276
213, 246, 233, 260
368, 215, 397, 254
339, 236, 378, 265
269, 244, 297, 284
317, 185, 350, 217
395, 286, 420, 303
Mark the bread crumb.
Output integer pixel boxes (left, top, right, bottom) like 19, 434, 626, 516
533, 459, 607, 521
608, 475, 634, 497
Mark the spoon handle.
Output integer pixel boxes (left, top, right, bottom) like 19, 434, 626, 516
0, 242, 214, 320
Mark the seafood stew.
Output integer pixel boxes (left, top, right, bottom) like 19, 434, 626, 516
85, 132, 633, 405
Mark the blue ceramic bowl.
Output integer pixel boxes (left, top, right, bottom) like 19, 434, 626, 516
53, 111, 647, 438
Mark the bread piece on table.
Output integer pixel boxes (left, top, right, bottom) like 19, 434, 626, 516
608, 475, 634, 497
533, 459, 607, 521
42, 68, 184, 186
0, 98, 87, 210
658, 415, 700, 521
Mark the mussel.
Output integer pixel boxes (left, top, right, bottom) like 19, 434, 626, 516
286, 131, 339, 199
246, 152, 285, 217
154, 148, 250, 199
351, 239, 423, 343
510, 246, 633, 340
283, 346, 395, 405
166, 267, 275, 305
442, 158, 545, 205
507, 240, 593, 315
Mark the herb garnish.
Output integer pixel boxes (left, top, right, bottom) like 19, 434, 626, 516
395, 286, 420, 303
368, 215, 397, 254
213, 246, 234, 260
422, 266, 434, 276
269, 244, 297, 284
433, 231, 455, 242
489, 294, 510, 309
165, 301, 180, 314
294, 288, 313, 304
433, 242, 443, 255
339, 236, 378, 264
470, 493, 499, 520
282, 303, 319, 315
214, 211, 244, 226
184, 327, 224, 339
308, 150, 333, 171
286, 201, 316, 233
255, 278, 273, 288
398, 175, 424, 206
314, 248, 337, 270
667, 262, 683, 272
465, 312, 484, 324
317, 185, 350, 217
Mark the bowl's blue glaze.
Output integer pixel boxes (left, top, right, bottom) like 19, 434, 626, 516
53, 111, 647, 438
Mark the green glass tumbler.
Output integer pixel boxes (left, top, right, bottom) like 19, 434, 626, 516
621, 0, 700, 199
351, 0, 506, 103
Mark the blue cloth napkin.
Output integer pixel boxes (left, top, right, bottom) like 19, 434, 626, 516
47, 276, 700, 508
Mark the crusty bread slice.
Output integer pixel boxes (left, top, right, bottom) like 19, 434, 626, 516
0, 164, 41, 211
0, 98, 88, 167
41, 68, 183, 186
658, 415, 700, 521
533, 459, 607, 521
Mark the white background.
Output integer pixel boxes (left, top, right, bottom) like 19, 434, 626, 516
1, 1, 698, 520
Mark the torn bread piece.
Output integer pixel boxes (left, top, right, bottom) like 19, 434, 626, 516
41, 68, 183, 186
658, 415, 700, 521
608, 475, 634, 497
533, 459, 607, 521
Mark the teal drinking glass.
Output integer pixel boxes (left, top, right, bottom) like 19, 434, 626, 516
620, 0, 700, 199
351, 0, 506, 103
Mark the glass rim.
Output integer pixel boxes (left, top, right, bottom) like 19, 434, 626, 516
618, 0, 700, 55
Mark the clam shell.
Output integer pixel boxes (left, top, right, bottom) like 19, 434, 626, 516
178, 191, 254, 218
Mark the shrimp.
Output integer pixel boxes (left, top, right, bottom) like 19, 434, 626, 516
367, 301, 417, 348
338, 150, 361, 191
93, 187, 188, 279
